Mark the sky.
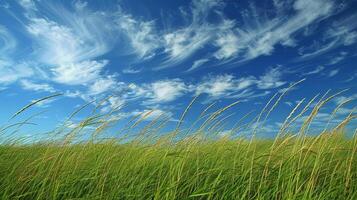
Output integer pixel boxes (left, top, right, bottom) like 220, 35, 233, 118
0, 0, 356, 140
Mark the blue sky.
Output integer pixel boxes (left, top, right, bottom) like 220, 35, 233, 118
0, 0, 356, 139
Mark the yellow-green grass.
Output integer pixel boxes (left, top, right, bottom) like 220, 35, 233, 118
0, 87, 356, 199
0, 134, 356, 199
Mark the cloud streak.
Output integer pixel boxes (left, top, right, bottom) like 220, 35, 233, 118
0, 26, 16, 55
214, 0, 334, 62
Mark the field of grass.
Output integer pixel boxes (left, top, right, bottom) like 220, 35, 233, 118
0, 89, 356, 199
0, 134, 356, 199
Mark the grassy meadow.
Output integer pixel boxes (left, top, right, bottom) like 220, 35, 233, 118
0, 88, 356, 199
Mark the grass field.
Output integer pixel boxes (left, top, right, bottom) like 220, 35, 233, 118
0, 89, 356, 199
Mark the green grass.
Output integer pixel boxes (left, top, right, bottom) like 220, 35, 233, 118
0, 134, 356, 199
0, 88, 356, 199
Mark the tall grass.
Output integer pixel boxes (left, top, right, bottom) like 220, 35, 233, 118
0, 89, 356, 199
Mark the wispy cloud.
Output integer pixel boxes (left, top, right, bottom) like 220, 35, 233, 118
100, 96, 126, 113
327, 69, 339, 77
88, 76, 123, 95
195, 74, 255, 98
161, 27, 212, 68
22, 2, 116, 87
327, 51, 348, 65
333, 94, 357, 105
122, 66, 142, 74
210, 0, 335, 64
105, 67, 287, 106
0, 26, 33, 85
18, 0, 37, 10
195, 67, 286, 101
115, 12, 160, 59
156, 0, 222, 69
298, 13, 357, 60
0, 25, 16, 55
297, 40, 338, 60
20, 79, 55, 93
213, 24, 238, 60
325, 14, 357, 46
256, 67, 286, 89
136, 79, 189, 104
303, 66, 325, 76
0, 63, 34, 85
187, 58, 210, 72
130, 109, 175, 121
51, 60, 108, 85
26, 14, 113, 66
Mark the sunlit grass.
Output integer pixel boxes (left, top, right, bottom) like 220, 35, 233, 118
0, 86, 356, 199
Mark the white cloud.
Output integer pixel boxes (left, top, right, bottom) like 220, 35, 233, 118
214, 0, 334, 61
0, 26, 30, 85
20, 79, 55, 93
0, 26, 16, 55
298, 40, 338, 60
328, 52, 348, 65
64, 90, 82, 98
108, 96, 125, 109
161, 26, 213, 67
126, 83, 148, 99
303, 66, 325, 76
115, 13, 160, 59
285, 101, 293, 107
124, 69, 285, 105
52, 60, 108, 85
26, 16, 111, 66
88, 76, 123, 95
343, 73, 357, 83
191, 0, 221, 22
0, 63, 34, 85
214, 28, 239, 60
120, 79, 190, 106
26, 18, 80, 65
157, 0, 221, 68
187, 58, 210, 72
122, 66, 141, 74
342, 31, 357, 46
100, 108, 176, 122
101, 96, 125, 113
327, 69, 339, 77
18, 0, 37, 11
257, 67, 286, 89
299, 13, 357, 59
196, 74, 234, 97
194, 67, 286, 101
325, 14, 357, 46
142, 79, 189, 104
24, 3, 116, 86
333, 94, 357, 105
130, 109, 174, 121
107, 0, 223, 69
195, 74, 256, 98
